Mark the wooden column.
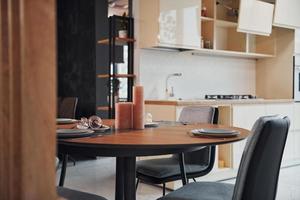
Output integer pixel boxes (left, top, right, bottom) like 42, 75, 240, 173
0, 0, 57, 199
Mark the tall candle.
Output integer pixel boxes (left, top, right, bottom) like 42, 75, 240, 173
115, 102, 133, 130
133, 86, 145, 129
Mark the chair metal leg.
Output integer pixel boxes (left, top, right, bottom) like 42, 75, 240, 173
135, 178, 140, 191
193, 178, 197, 182
59, 154, 68, 186
179, 153, 187, 185
163, 183, 166, 196
69, 156, 76, 166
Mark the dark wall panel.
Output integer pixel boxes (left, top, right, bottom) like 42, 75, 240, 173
57, 0, 96, 118
95, 0, 109, 118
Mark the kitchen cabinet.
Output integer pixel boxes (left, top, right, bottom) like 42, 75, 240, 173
238, 0, 274, 36
231, 104, 266, 169
138, 0, 202, 49
231, 103, 300, 169
159, 0, 201, 48
273, 0, 300, 29
145, 104, 177, 121
137, 0, 276, 59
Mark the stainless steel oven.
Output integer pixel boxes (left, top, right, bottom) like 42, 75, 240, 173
294, 56, 300, 101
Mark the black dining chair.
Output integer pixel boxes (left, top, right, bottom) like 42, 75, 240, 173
136, 106, 218, 196
57, 187, 108, 200
57, 97, 78, 119
57, 97, 78, 186
157, 115, 290, 200
56, 157, 107, 200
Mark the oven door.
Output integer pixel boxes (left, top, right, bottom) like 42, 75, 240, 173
294, 66, 300, 101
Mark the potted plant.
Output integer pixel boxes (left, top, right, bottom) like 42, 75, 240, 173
118, 12, 128, 38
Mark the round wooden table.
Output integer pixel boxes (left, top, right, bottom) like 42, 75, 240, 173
57, 121, 250, 200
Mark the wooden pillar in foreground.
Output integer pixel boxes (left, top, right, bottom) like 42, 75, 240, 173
0, 0, 57, 199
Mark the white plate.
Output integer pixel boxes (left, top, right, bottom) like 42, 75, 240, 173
56, 118, 77, 124
57, 129, 94, 139
57, 129, 92, 134
91, 125, 110, 133
145, 122, 159, 128
191, 128, 240, 137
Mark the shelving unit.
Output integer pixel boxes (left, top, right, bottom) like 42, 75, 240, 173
198, 0, 274, 58
97, 15, 135, 118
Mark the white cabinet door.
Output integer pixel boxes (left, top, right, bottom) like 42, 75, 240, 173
232, 104, 266, 169
159, 0, 201, 48
265, 103, 294, 130
273, 0, 300, 29
238, 0, 274, 36
295, 29, 300, 55
294, 103, 300, 130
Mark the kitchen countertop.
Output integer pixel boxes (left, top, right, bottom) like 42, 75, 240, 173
145, 99, 295, 106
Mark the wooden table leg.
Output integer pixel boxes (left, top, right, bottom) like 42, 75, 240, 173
124, 157, 136, 200
179, 153, 188, 185
115, 157, 125, 200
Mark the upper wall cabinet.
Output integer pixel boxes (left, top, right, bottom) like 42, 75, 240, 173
273, 0, 300, 29
137, 0, 276, 58
238, 0, 274, 36
159, 0, 201, 48
138, 0, 201, 49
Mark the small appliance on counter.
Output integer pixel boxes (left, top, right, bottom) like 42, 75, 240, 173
205, 94, 257, 100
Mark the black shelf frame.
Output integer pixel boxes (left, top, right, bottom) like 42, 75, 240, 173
100, 15, 135, 118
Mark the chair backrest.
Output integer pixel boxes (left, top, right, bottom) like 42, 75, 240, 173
178, 106, 216, 124
57, 97, 78, 119
177, 106, 217, 168
233, 116, 290, 200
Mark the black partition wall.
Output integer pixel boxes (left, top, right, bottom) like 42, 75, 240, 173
57, 0, 131, 119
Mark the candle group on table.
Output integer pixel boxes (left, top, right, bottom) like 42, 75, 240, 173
115, 102, 133, 130
115, 86, 145, 130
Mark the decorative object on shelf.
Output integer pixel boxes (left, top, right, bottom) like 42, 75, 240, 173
118, 12, 128, 38
201, 6, 207, 17
201, 36, 204, 48
133, 86, 145, 130
204, 40, 213, 49
216, 0, 239, 18
115, 102, 133, 130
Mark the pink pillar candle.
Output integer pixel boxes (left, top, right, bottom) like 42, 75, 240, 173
115, 102, 133, 130
133, 86, 145, 129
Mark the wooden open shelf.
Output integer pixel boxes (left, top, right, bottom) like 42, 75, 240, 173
200, 16, 214, 22
215, 20, 237, 28
97, 37, 136, 46
97, 106, 109, 111
97, 74, 136, 78
187, 48, 274, 59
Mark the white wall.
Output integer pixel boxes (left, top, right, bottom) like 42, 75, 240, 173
139, 49, 256, 100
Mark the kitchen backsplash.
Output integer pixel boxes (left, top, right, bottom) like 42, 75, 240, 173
139, 49, 256, 100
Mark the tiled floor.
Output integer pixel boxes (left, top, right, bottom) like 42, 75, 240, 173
57, 157, 300, 200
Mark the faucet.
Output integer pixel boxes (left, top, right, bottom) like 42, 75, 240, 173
165, 73, 182, 99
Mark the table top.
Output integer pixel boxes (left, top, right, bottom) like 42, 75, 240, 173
57, 120, 250, 157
